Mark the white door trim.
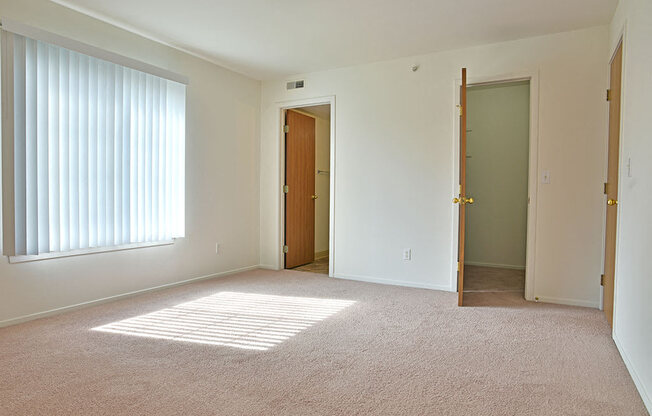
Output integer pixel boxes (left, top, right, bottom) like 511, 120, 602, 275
451, 71, 540, 301
275, 96, 336, 276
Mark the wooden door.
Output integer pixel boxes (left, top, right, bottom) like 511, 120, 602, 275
285, 110, 316, 269
456, 68, 468, 306
603, 43, 623, 327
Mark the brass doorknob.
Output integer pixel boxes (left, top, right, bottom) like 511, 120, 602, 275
453, 196, 474, 205
607, 199, 618, 206
311, 195, 318, 200
462, 196, 474, 205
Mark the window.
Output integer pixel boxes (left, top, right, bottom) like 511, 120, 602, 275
1, 20, 187, 260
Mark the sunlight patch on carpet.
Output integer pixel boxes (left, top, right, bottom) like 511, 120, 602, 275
92, 292, 355, 350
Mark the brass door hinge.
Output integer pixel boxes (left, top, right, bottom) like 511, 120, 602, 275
604, 182, 608, 195
284, 125, 289, 133
600, 274, 605, 286
283, 184, 289, 193
457, 262, 460, 272
606, 89, 611, 102
283, 245, 289, 254
456, 105, 463, 116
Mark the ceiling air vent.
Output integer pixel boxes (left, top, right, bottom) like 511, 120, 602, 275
286, 80, 305, 90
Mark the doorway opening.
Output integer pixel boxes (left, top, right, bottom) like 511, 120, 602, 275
463, 80, 530, 296
283, 104, 331, 275
454, 69, 538, 306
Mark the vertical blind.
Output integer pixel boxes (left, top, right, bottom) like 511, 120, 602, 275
2, 31, 186, 257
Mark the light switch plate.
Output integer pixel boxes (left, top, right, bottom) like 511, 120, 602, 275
403, 248, 411, 261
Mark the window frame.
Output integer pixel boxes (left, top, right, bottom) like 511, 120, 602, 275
1, 19, 188, 262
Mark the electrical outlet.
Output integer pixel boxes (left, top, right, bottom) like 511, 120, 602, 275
403, 248, 411, 261
215, 243, 221, 255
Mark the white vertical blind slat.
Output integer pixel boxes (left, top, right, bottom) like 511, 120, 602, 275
122, 69, 131, 243
48, 44, 60, 253
13, 36, 27, 255
164, 86, 173, 240
159, 85, 167, 240
78, 54, 89, 249
144, 75, 153, 242
25, 38, 38, 255
129, 70, 137, 244
97, 61, 107, 247
173, 82, 185, 238
137, 73, 145, 243
58, 48, 69, 252
6, 34, 186, 257
113, 66, 122, 246
151, 77, 160, 242
36, 41, 49, 254
69, 51, 80, 250
88, 58, 98, 248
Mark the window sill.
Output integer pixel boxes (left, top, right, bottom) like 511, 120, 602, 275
8, 240, 175, 264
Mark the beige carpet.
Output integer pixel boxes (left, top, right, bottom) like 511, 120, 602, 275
0, 269, 647, 415
464, 265, 525, 292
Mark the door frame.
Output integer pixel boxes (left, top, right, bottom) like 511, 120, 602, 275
276, 96, 336, 276
451, 71, 540, 301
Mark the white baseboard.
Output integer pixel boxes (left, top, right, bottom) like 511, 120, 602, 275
613, 332, 652, 413
464, 261, 525, 270
258, 264, 279, 270
533, 295, 599, 309
0, 264, 260, 328
334, 273, 452, 292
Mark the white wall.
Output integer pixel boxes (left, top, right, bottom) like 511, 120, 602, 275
465, 82, 530, 269
609, 0, 652, 411
0, 0, 261, 325
314, 116, 330, 255
261, 25, 609, 304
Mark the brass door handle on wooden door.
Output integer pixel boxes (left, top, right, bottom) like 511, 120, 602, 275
311, 195, 319, 200
452, 196, 474, 205
607, 199, 618, 206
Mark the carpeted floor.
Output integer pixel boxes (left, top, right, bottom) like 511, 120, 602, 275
464, 265, 525, 292
0, 269, 647, 415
